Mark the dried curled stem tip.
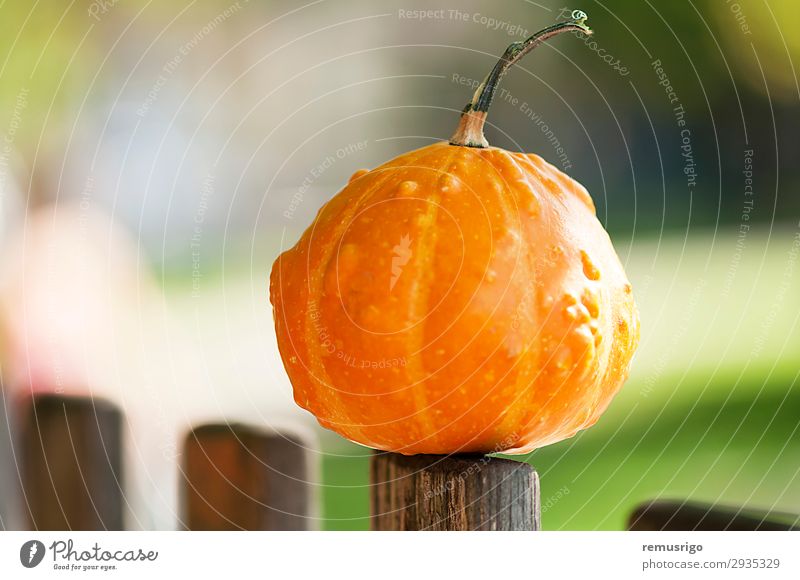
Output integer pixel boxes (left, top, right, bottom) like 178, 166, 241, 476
572, 10, 589, 28
450, 10, 593, 148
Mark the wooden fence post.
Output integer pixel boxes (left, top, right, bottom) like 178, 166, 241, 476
181, 423, 313, 530
21, 394, 124, 530
0, 387, 15, 530
370, 452, 540, 531
628, 499, 800, 531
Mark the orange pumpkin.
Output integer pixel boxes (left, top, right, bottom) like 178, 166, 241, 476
270, 11, 639, 455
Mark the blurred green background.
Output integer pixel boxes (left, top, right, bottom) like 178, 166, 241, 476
0, 0, 798, 530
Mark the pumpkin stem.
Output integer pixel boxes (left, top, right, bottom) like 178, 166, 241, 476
449, 10, 592, 148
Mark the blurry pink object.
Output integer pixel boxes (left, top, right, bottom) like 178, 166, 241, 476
0, 202, 149, 398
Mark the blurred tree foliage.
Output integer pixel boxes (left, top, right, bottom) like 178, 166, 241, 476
0, 1, 97, 199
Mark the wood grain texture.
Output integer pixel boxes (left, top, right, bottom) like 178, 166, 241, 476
21, 394, 124, 530
629, 500, 800, 531
370, 452, 539, 530
182, 424, 311, 530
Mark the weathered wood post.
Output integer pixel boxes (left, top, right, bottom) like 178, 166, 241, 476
371, 452, 540, 531
0, 387, 15, 529
628, 499, 800, 531
21, 394, 124, 530
181, 423, 313, 530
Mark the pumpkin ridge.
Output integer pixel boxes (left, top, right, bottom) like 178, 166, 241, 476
307, 145, 442, 446
515, 154, 557, 205
513, 155, 611, 447
502, 153, 577, 450
409, 151, 539, 451
415, 149, 531, 451
487, 151, 543, 448
302, 165, 404, 442
401, 146, 461, 451
530, 162, 608, 438
520, 153, 596, 213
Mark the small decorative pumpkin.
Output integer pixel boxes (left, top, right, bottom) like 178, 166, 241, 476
270, 11, 639, 455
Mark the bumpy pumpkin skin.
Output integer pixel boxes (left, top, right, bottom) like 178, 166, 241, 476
270, 142, 639, 455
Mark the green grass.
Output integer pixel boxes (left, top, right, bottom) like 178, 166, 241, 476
529, 365, 800, 530
320, 448, 373, 531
